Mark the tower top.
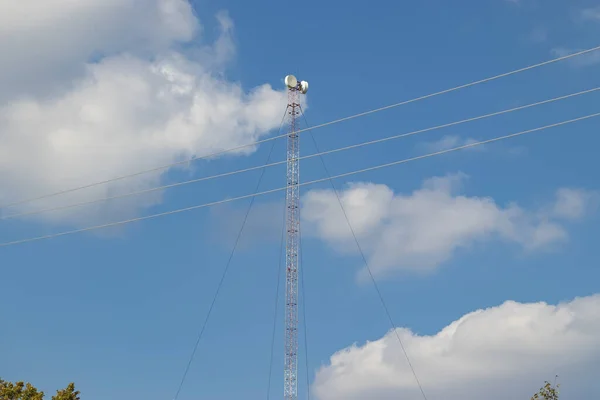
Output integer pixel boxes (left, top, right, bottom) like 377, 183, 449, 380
284, 74, 309, 94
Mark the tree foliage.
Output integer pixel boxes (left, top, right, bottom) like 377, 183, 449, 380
2, 376, 560, 399
0, 379, 79, 400
531, 381, 559, 400
0, 379, 44, 400
51, 384, 79, 400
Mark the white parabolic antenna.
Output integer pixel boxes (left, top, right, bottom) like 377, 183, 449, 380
285, 75, 298, 89
300, 80, 309, 94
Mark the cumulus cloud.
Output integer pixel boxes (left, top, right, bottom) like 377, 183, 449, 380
301, 174, 595, 278
0, 0, 199, 100
313, 294, 600, 400
0, 1, 286, 228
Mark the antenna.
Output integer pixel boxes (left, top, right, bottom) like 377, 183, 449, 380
283, 74, 308, 400
285, 75, 298, 89
300, 81, 309, 94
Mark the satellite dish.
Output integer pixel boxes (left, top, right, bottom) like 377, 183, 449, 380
300, 80, 309, 94
285, 75, 298, 89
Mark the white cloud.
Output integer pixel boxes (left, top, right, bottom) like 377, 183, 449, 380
419, 135, 529, 157
420, 135, 481, 153
313, 294, 600, 400
552, 188, 599, 220
0, 2, 287, 228
301, 174, 594, 278
0, 0, 199, 101
551, 47, 600, 67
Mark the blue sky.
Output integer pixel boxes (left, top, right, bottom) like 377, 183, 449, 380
1, 0, 599, 399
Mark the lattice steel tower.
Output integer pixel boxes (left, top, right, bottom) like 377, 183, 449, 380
283, 74, 308, 400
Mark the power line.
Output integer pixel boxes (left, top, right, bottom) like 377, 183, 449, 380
3, 45, 599, 210
4, 85, 598, 221
300, 107, 428, 399
1, 110, 598, 249
172, 108, 287, 400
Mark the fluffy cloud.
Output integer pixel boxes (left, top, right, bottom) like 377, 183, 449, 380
0, 1, 286, 227
313, 294, 600, 400
302, 174, 595, 278
0, 0, 199, 101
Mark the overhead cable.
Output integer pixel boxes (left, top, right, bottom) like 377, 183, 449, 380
1, 110, 597, 249
300, 106, 428, 399
172, 107, 287, 400
3, 86, 598, 221
3, 45, 599, 210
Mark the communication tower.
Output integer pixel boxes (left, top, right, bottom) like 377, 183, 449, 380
283, 74, 308, 400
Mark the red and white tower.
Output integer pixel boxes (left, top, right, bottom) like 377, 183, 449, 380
283, 74, 308, 400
